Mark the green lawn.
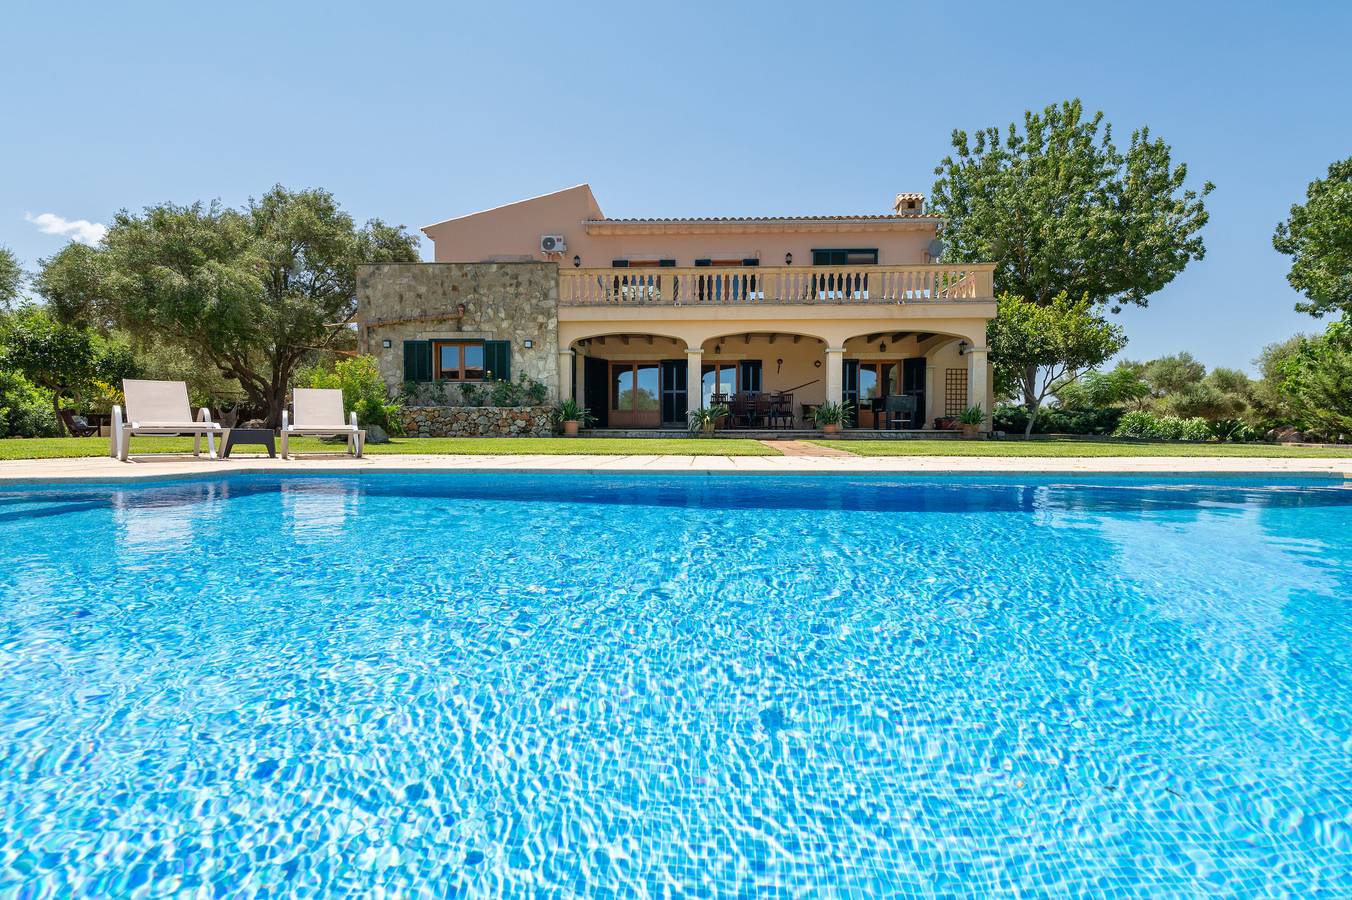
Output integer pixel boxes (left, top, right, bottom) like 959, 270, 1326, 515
811, 438, 1352, 458
0, 436, 779, 460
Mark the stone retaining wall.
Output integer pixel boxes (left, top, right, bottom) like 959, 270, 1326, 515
399, 406, 554, 438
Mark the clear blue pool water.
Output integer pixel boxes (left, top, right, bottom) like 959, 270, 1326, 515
1, 473, 1351, 897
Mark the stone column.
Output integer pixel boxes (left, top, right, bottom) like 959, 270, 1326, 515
825, 347, 845, 406
925, 363, 938, 429
685, 348, 704, 412
557, 349, 575, 402
966, 346, 989, 430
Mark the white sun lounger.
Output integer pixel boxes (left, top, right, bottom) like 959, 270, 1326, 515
281, 388, 364, 458
110, 379, 221, 462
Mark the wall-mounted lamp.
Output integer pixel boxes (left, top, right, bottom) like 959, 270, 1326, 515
382, 339, 392, 349
523, 339, 534, 349
784, 252, 793, 266
572, 255, 581, 268
958, 340, 969, 356
879, 343, 887, 353
776, 358, 784, 373
713, 343, 722, 354
814, 360, 822, 368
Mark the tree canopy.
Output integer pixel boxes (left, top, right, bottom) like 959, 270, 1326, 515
0, 307, 137, 416
0, 247, 22, 308
931, 99, 1213, 312
988, 292, 1126, 435
37, 185, 420, 424
1273, 156, 1352, 318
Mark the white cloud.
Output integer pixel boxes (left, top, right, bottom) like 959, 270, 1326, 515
24, 212, 107, 246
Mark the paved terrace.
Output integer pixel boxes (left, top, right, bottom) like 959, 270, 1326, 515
2, 453, 1350, 483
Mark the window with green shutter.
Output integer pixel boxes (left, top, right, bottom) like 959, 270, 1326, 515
484, 341, 511, 382
402, 340, 432, 383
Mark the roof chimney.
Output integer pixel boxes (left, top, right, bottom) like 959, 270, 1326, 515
893, 192, 925, 214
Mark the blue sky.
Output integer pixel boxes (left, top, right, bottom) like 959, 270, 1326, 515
3, 0, 1349, 372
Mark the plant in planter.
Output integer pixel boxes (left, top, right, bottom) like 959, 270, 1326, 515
813, 401, 854, 435
958, 404, 985, 438
687, 404, 730, 437
554, 398, 594, 436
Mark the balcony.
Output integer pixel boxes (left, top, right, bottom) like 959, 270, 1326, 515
559, 263, 994, 307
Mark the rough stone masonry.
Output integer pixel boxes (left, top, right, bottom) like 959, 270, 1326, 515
399, 406, 555, 438
356, 262, 560, 396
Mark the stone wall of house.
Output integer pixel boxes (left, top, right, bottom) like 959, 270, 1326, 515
356, 262, 560, 396
399, 406, 554, 438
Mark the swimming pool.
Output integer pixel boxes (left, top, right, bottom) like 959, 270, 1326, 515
1, 473, 1350, 896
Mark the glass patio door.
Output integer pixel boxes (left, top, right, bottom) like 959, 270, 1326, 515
610, 362, 661, 428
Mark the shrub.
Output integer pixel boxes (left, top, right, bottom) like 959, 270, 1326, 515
401, 374, 549, 409
1178, 416, 1211, 441
994, 404, 1123, 435
1114, 410, 1211, 441
1208, 418, 1259, 442
298, 355, 401, 433
0, 369, 62, 438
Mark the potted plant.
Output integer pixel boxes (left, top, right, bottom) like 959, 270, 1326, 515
813, 401, 853, 435
958, 404, 985, 439
687, 404, 730, 437
554, 398, 594, 437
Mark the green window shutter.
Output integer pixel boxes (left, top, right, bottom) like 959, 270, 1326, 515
403, 340, 432, 382
484, 340, 511, 382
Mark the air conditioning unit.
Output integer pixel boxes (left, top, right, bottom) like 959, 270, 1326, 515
540, 234, 567, 253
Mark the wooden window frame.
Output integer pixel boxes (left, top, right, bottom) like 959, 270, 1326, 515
433, 339, 487, 381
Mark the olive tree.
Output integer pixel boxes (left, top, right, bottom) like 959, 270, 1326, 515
38, 186, 420, 425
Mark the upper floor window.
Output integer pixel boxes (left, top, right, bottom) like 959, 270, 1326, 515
812, 249, 878, 266
694, 258, 760, 267
434, 340, 485, 381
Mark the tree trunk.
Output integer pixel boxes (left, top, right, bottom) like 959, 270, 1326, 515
1023, 366, 1040, 438
264, 380, 288, 429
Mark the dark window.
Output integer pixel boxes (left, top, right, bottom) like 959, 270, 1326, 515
811, 248, 879, 266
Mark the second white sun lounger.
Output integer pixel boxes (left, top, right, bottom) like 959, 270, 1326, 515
281, 388, 364, 458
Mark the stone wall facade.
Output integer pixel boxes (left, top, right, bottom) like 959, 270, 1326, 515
356, 262, 560, 397
399, 405, 554, 438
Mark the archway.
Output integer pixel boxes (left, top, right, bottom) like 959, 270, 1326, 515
838, 329, 981, 429
567, 332, 689, 429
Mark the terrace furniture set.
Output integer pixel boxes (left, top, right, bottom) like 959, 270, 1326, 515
109, 380, 364, 462
710, 391, 795, 429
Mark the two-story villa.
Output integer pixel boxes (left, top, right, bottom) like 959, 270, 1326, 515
356, 184, 995, 431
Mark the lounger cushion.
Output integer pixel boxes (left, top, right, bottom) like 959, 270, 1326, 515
123, 379, 194, 425
292, 389, 347, 429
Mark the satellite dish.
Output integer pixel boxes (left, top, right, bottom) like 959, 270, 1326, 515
927, 239, 945, 260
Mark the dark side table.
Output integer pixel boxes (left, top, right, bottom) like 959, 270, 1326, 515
221, 428, 276, 458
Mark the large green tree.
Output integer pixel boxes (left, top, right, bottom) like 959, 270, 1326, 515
988, 292, 1126, 436
0, 246, 22, 307
39, 186, 419, 425
1273, 156, 1352, 317
932, 99, 1213, 312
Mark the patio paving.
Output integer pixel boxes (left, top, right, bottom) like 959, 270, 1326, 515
1, 453, 1349, 484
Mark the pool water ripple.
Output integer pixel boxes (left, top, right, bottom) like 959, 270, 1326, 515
1, 473, 1350, 896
